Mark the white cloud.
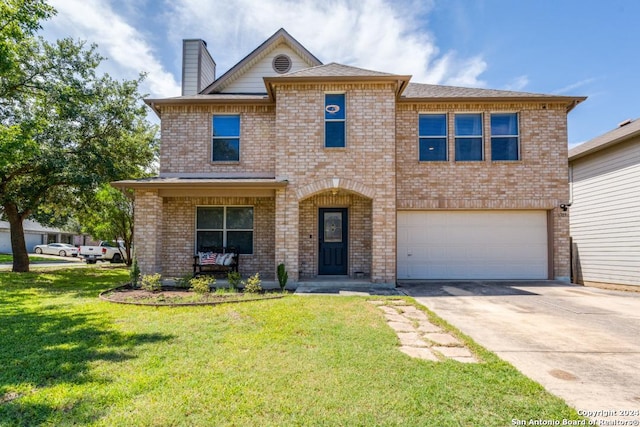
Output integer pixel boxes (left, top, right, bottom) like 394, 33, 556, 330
503, 75, 530, 91
167, 0, 486, 86
44, 0, 180, 98
554, 78, 596, 95
39, 0, 489, 101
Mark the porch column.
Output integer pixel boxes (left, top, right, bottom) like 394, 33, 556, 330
275, 188, 299, 282
134, 189, 163, 275
371, 198, 396, 284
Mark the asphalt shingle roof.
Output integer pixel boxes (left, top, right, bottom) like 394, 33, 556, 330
569, 118, 640, 160
278, 62, 398, 78
402, 82, 556, 99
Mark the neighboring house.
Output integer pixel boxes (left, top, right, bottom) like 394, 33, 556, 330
0, 220, 78, 253
114, 28, 585, 286
568, 118, 640, 287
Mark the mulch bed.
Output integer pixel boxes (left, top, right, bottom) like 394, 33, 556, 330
99, 284, 286, 307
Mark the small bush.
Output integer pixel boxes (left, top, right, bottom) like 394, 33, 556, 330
243, 273, 262, 294
190, 276, 215, 294
227, 271, 242, 290
175, 274, 193, 289
130, 258, 141, 288
277, 263, 288, 292
140, 273, 162, 292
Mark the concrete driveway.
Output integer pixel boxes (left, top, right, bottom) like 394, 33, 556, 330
399, 280, 640, 423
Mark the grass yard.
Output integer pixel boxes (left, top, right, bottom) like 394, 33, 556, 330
0, 254, 69, 264
0, 267, 583, 426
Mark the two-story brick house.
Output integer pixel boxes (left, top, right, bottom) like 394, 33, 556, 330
114, 28, 585, 286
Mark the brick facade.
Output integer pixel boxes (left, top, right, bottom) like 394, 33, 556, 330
130, 72, 574, 283
396, 103, 570, 280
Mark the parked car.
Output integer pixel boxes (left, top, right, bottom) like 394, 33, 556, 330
33, 243, 79, 257
78, 241, 127, 264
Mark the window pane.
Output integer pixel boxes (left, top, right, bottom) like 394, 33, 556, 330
226, 207, 253, 229
325, 121, 345, 147
455, 114, 483, 136
491, 113, 518, 136
325, 94, 345, 120
419, 138, 447, 161
227, 231, 253, 254
491, 137, 519, 161
212, 138, 239, 161
455, 137, 483, 161
212, 115, 239, 137
197, 207, 224, 229
197, 231, 223, 251
419, 114, 446, 136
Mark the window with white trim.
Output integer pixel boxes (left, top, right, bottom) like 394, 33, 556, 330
212, 115, 240, 161
455, 113, 483, 161
419, 114, 448, 161
491, 113, 519, 161
196, 206, 253, 254
325, 93, 345, 147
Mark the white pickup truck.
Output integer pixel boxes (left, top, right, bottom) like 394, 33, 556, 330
78, 241, 127, 264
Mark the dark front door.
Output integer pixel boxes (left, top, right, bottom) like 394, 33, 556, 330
318, 208, 348, 275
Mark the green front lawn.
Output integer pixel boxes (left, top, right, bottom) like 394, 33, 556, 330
0, 268, 583, 426
0, 254, 69, 263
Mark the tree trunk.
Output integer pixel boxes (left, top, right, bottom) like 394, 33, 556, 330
4, 202, 30, 273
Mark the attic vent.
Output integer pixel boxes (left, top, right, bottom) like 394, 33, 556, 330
272, 54, 292, 74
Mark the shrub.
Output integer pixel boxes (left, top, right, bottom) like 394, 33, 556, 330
277, 263, 288, 292
227, 271, 242, 290
130, 257, 141, 288
243, 273, 262, 294
190, 276, 215, 294
175, 274, 193, 289
140, 273, 162, 292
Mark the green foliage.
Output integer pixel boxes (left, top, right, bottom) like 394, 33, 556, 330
242, 272, 262, 294
174, 274, 193, 289
0, 5, 158, 272
129, 257, 140, 288
226, 271, 241, 290
277, 263, 288, 291
140, 273, 162, 292
189, 276, 214, 294
0, 0, 55, 77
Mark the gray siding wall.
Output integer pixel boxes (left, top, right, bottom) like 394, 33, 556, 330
182, 39, 215, 96
570, 137, 640, 286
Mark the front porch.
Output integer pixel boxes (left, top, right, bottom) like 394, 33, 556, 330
117, 176, 397, 287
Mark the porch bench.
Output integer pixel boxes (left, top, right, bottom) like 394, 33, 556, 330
193, 247, 239, 277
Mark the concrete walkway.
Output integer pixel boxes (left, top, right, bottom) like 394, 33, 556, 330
400, 280, 640, 424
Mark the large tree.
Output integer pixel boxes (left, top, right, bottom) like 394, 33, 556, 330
0, 1, 157, 272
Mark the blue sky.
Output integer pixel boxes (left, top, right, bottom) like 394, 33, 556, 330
41, 0, 640, 146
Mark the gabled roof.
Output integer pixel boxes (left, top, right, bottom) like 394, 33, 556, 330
202, 28, 322, 94
569, 118, 640, 161
402, 83, 586, 112
264, 62, 411, 98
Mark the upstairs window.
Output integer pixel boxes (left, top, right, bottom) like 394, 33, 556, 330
325, 93, 345, 147
212, 115, 240, 161
419, 114, 447, 161
455, 113, 483, 161
491, 113, 519, 161
196, 206, 253, 254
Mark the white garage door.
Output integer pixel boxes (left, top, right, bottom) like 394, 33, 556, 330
397, 211, 548, 280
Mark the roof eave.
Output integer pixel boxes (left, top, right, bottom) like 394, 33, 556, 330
144, 96, 273, 116
399, 95, 587, 112
569, 127, 640, 161
111, 179, 289, 191
264, 74, 412, 100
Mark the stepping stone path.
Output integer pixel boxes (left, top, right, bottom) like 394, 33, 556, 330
369, 300, 479, 363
